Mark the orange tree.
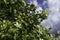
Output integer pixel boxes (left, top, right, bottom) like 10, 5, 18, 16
0, 0, 59, 40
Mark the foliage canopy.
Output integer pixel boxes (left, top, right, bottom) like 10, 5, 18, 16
0, 0, 60, 40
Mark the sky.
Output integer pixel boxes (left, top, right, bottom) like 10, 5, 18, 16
41, 0, 60, 26
26, 0, 48, 9
26, 0, 60, 35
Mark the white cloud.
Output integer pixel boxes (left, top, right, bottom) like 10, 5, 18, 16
41, 0, 60, 27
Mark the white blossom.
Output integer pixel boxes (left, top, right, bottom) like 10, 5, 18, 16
14, 22, 21, 28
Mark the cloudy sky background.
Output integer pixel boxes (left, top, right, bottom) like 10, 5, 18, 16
41, 0, 60, 28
